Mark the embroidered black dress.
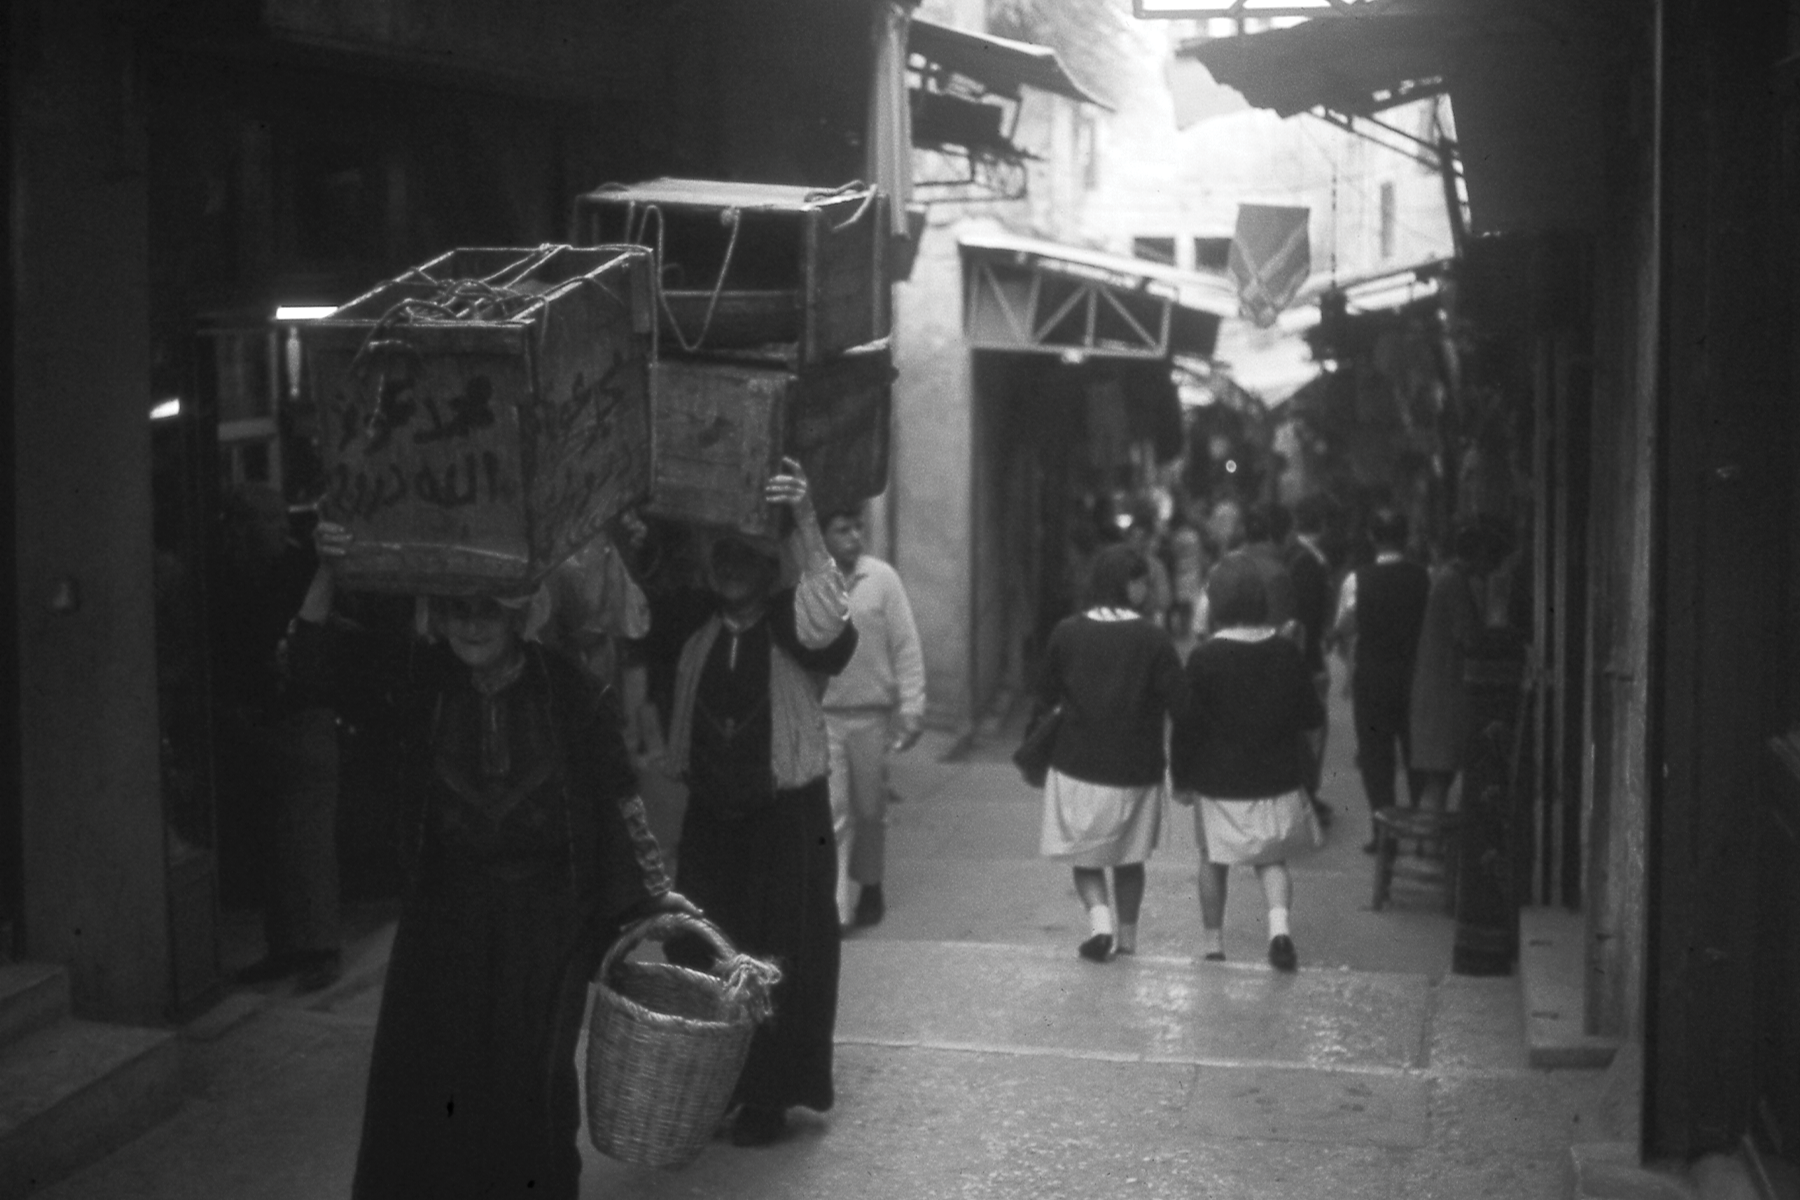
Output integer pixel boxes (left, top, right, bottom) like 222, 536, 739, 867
291, 625, 669, 1200
666, 592, 856, 1115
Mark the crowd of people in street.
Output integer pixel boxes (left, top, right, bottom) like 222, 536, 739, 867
1029, 485, 1515, 973
208, 444, 1514, 1195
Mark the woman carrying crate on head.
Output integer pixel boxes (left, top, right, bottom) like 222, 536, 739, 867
648, 458, 859, 1148
288, 524, 696, 1200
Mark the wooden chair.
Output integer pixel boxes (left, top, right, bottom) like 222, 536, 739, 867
1371, 807, 1467, 912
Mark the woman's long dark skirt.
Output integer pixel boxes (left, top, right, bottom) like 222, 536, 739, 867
351, 859, 595, 1199
672, 777, 840, 1113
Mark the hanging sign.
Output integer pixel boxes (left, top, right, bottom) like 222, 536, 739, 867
1229, 204, 1311, 328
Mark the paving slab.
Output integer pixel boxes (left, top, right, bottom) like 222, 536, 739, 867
837, 940, 1431, 1071
31, 1007, 368, 1200
1426, 974, 1530, 1073
581, 1043, 1413, 1200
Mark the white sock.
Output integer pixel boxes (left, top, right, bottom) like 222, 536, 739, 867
1088, 905, 1115, 938
1267, 907, 1291, 939
1201, 927, 1225, 956
1115, 921, 1137, 953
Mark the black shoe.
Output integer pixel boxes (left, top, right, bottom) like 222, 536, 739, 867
853, 885, 885, 928
1311, 797, 1335, 827
1078, 933, 1114, 963
1268, 935, 1298, 972
730, 1105, 788, 1147
1362, 837, 1380, 855
293, 949, 342, 994
1203, 951, 1226, 962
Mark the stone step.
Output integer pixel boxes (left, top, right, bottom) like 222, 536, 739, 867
1518, 907, 1620, 1068
0, 962, 69, 1049
0, 1017, 181, 1200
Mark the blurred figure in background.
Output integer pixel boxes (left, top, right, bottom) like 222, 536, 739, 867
1166, 501, 1208, 656
1332, 509, 1431, 852
820, 504, 926, 933
1126, 509, 1173, 631
1285, 495, 1337, 828
1409, 518, 1513, 813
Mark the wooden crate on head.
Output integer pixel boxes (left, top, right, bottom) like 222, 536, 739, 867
646, 342, 894, 540
573, 178, 889, 367
302, 245, 657, 596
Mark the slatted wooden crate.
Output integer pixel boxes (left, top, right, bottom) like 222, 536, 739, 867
573, 178, 889, 365
646, 343, 893, 538
302, 245, 655, 595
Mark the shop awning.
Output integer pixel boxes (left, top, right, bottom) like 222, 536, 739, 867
1177, 6, 1612, 233
1179, 12, 1455, 119
909, 18, 1109, 109
960, 231, 1236, 361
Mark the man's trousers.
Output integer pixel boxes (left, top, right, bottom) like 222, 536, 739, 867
826, 709, 891, 927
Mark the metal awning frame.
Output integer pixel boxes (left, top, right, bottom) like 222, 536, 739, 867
965, 257, 1177, 360
1308, 106, 1457, 175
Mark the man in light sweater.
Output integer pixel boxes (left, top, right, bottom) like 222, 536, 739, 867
820, 506, 927, 931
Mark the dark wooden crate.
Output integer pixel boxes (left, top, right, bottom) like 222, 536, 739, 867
573, 178, 889, 365
647, 343, 893, 538
302, 245, 655, 595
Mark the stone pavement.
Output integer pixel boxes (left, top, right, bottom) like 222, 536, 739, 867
31, 674, 1606, 1199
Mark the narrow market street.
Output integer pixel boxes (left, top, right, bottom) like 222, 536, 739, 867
30, 674, 1606, 1200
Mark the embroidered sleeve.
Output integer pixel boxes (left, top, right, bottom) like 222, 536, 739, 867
792, 557, 851, 649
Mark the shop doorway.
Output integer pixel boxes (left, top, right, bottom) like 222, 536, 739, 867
967, 352, 1185, 726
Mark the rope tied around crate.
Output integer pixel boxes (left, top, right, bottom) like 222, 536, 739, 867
625, 202, 743, 355
343, 273, 545, 443
805, 180, 878, 233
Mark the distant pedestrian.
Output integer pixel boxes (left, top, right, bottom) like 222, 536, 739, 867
1409, 519, 1511, 811
1172, 554, 1325, 971
1126, 511, 1174, 630
1167, 502, 1208, 651
291, 523, 690, 1200
1331, 509, 1431, 851
655, 461, 858, 1147
1194, 503, 1296, 638
1285, 495, 1337, 827
820, 505, 927, 933
1032, 544, 1186, 962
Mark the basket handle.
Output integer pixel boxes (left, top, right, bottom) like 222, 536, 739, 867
600, 910, 738, 980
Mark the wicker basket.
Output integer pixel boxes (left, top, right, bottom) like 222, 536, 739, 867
584, 912, 781, 1169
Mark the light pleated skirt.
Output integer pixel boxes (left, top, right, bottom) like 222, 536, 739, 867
1195, 789, 1322, 866
1039, 768, 1164, 867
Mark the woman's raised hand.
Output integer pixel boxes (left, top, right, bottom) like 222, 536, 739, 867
764, 457, 811, 510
